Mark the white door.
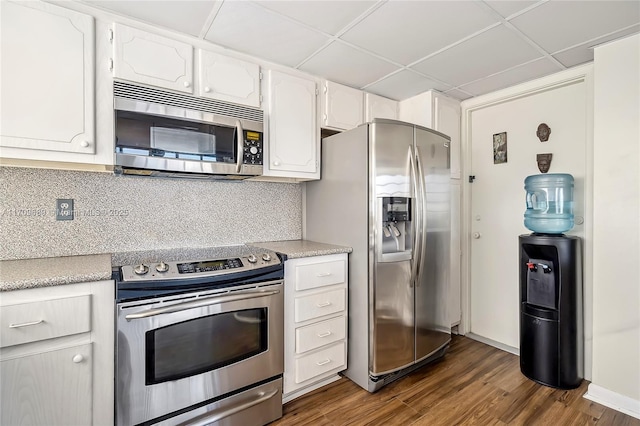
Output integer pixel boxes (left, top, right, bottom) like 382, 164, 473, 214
266, 70, 318, 177
113, 23, 193, 93
0, 1, 95, 154
469, 81, 587, 349
197, 50, 261, 108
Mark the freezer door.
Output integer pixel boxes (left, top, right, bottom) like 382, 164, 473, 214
414, 127, 452, 361
370, 121, 415, 375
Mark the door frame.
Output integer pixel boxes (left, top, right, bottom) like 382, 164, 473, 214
459, 64, 594, 377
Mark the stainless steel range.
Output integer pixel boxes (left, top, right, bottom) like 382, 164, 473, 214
114, 251, 284, 426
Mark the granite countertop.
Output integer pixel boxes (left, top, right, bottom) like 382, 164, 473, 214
249, 240, 352, 259
0, 240, 352, 291
0, 254, 113, 292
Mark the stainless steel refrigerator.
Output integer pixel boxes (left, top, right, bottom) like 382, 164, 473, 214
305, 119, 451, 392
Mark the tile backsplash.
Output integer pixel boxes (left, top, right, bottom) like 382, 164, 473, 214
0, 167, 302, 260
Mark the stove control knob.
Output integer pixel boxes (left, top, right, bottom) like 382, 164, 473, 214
156, 262, 169, 273
262, 253, 272, 262
134, 264, 149, 275
247, 254, 257, 263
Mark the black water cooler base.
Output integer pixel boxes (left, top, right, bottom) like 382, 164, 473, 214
519, 234, 583, 389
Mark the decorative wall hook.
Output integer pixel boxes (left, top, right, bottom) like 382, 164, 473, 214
536, 123, 551, 142
537, 153, 553, 173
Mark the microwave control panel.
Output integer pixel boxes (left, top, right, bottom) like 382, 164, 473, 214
243, 131, 263, 165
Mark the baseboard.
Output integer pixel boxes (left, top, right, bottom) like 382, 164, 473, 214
465, 332, 519, 356
584, 383, 640, 419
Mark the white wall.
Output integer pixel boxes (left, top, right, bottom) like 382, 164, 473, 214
588, 34, 640, 414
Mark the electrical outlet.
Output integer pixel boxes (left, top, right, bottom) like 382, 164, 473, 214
56, 199, 74, 221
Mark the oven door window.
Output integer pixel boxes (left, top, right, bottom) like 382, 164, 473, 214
145, 308, 268, 385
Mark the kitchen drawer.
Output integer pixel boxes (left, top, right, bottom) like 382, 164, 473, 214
294, 288, 345, 323
295, 316, 345, 354
294, 342, 346, 384
294, 258, 345, 291
0, 295, 91, 348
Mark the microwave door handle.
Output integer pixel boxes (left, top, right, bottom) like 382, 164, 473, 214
124, 289, 280, 321
235, 120, 244, 173
178, 388, 279, 426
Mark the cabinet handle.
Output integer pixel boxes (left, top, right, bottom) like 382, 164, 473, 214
9, 319, 44, 328
316, 359, 331, 366
184, 81, 191, 88
316, 272, 332, 277
317, 331, 332, 338
316, 301, 331, 308
80, 140, 90, 148
72, 354, 84, 363
273, 161, 280, 167
204, 86, 211, 93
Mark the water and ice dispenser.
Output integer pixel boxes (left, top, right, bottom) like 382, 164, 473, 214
379, 197, 412, 262
519, 173, 583, 389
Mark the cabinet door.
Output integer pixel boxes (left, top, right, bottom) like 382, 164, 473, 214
113, 23, 193, 93
266, 70, 318, 177
198, 50, 261, 108
365, 93, 398, 121
1, 344, 92, 425
433, 94, 461, 179
322, 81, 363, 130
0, 1, 95, 154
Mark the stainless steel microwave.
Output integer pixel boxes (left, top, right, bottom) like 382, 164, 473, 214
114, 82, 264, 180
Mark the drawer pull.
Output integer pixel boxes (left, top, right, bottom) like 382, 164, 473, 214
316, 272, 332, 277
9, 319, 44, 328
315, 301, 332, 308
316, 359, 332, 366
317, 331, 332, 338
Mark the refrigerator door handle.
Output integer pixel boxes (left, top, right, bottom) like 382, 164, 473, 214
415, 147, 427, 287
409, 146, 421, 288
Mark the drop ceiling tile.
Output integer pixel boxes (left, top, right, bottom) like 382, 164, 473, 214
553, 25, 640, 67
459, 57, 562, 96
483, 1, 539, 19
340, 1, 500, 65
253, 1, 377, 35
412, 24, 542, 87
443, 88, 474, 101
510, 0, 640, 54
364, 70, 451, 101
298, 41, 400, 89
204, 1, 329, 68
85, 0, 218, 36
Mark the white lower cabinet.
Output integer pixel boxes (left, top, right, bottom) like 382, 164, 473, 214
283, 253, 348, 402
0, 281, 114, 425
1, 344, 93, 425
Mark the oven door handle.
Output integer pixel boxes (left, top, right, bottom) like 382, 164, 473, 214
178, 388, 279, 426
124, 289, 280, 321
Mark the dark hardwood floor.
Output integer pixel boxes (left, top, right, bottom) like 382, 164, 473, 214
272, 335, 640, 425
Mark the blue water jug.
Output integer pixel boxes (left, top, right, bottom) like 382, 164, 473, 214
524, 173, 574, 234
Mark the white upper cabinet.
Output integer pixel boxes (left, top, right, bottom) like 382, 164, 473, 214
197, 50, 261, 108
0, 1, 95, 155
365, 93, 398, 121
321, 81, 364, 131
399, 90, 460, 179
112, 23, 193, 93
265, 70, 319, 180
433, 93, 461, 179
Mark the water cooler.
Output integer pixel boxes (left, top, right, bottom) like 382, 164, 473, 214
519, 174, 583, 389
